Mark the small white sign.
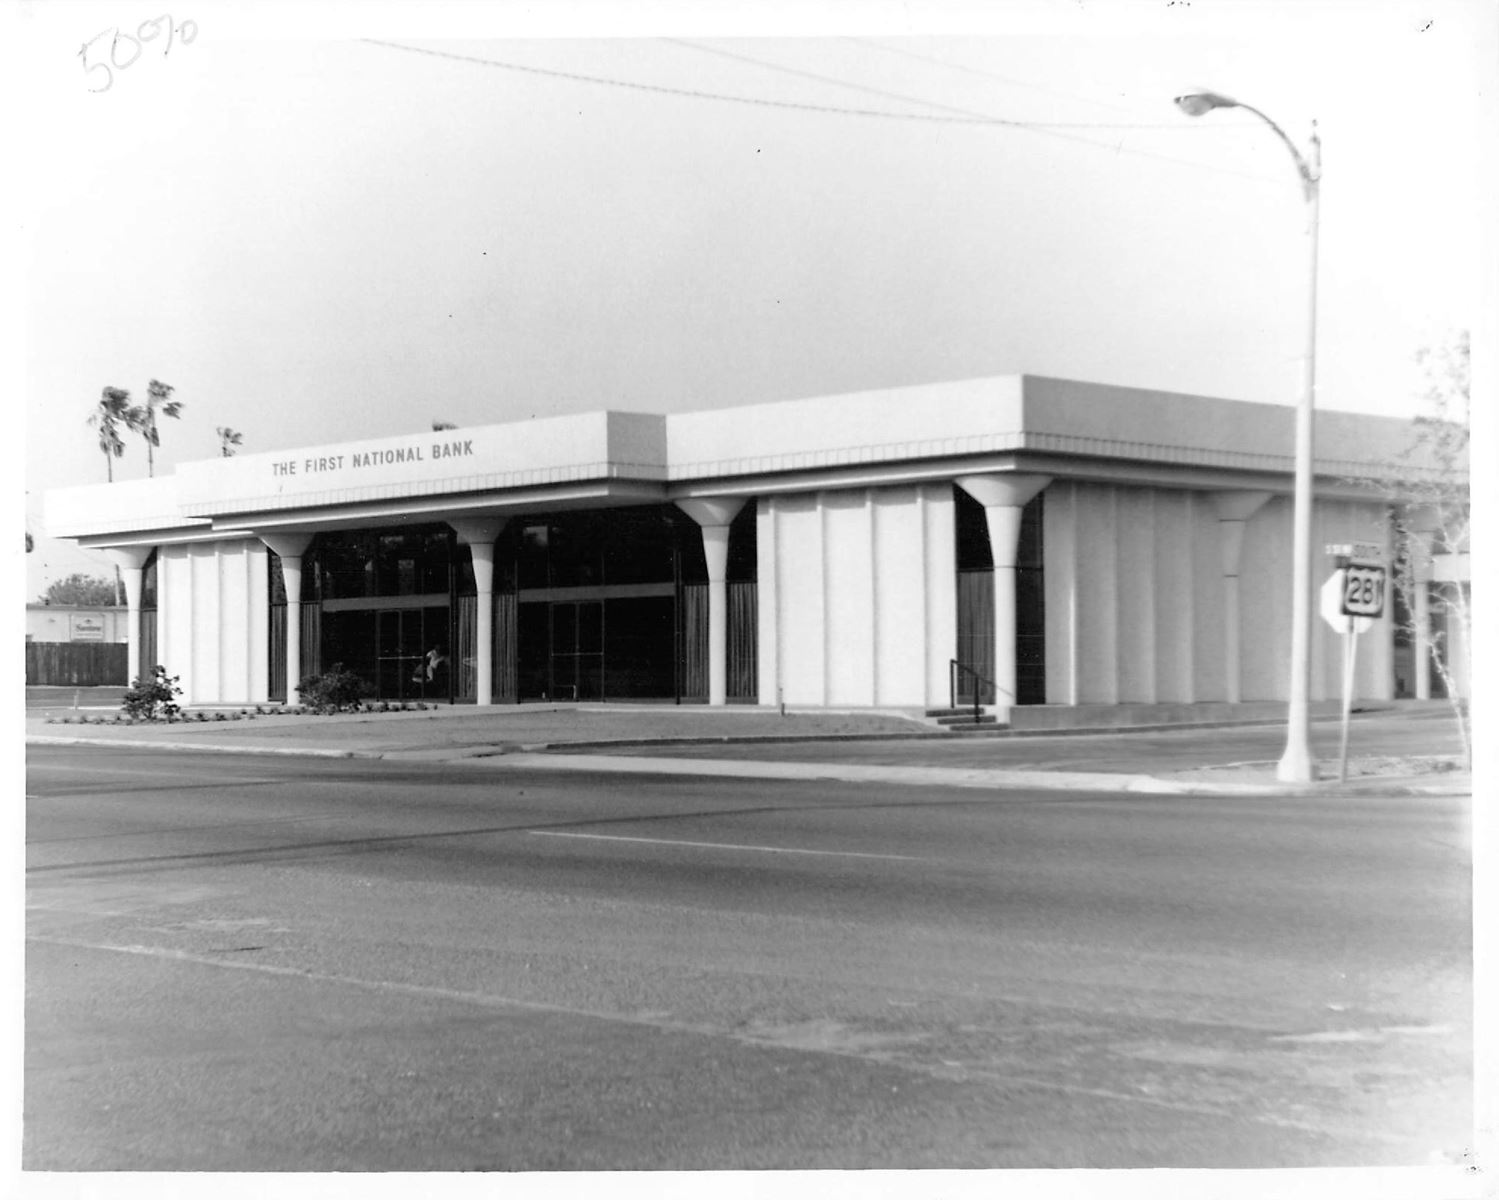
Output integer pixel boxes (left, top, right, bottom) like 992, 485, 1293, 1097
1325, 542, 1383, 561
70, 615, 106, 642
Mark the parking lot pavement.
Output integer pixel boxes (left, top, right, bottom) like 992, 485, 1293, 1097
25, 685, 128, 715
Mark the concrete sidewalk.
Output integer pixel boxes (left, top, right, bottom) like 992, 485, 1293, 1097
25, 700, 1470, 798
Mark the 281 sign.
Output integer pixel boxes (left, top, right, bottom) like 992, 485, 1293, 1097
1341, 563, 1386, 618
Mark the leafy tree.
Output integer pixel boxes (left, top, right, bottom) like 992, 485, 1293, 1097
86, 386, 133, 481
128, 379, 183, 476
1376, 330, 1470, 766
216, 426, 244, 456
432, 420, 458, 431
39, 573, 120, 606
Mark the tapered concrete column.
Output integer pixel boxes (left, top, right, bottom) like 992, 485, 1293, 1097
104, 546, 154, 686
1211, 492, 1272, 703
450, 519, 507, 706
259, 533, 313, 705
955, 475, 1051, 710
676, 498, 748, 705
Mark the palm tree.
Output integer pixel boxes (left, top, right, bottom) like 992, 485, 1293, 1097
86, 386, 133, 481
216, 426, 244, 457
127, 379, 183, 477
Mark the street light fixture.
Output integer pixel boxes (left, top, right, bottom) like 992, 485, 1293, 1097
1175, 90, 1322, 783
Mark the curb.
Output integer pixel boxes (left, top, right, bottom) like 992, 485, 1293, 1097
460, 751, 1206, 795
24, 734, 1470, 798
25, 735, 362, 759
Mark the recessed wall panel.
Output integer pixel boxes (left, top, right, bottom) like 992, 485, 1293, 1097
190, 544, 221, 703
774, 494, 826, 705
922, 485, 957, 708
873, 488, 926, 706
1239, 496, 1292, 702
1153, 490, 1194, 703
1192, 496, 1227, 702
1116, 489, 1156, 702
823, 493, 874, 705
1072, 483, 1119, 703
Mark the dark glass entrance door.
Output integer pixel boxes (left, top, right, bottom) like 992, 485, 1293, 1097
517, 600, 604, 701
375, 606, 450, 701
551, 601, 603, 701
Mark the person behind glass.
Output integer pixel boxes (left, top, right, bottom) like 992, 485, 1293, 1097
413, 644, 448, 687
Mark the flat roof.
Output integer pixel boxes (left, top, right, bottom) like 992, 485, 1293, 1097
46, 375, 1451, 542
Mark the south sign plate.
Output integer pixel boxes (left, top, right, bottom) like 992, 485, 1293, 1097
1341, 562, 1386, 618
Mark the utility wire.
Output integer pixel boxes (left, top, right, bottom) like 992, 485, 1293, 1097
844, 36, 1141, 118
664, 38, 1195, 130
359, 38, 1010, 123
662, 38, 1279, 184
362, 38, 1277, 185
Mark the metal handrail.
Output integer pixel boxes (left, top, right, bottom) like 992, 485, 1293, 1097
949, 659, 1012, 723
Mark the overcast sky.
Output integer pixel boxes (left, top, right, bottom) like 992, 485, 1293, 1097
17, 0, 1494, 598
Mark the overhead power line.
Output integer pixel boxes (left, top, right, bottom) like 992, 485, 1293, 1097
361, 39, 1277, 184
662, 39, 1278, 183
843, 36, 1140, 118
360, 38, 995, 123
669, 38, 1192, 129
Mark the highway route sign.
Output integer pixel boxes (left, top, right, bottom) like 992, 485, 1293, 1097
1341, 562, 1386, 618
1320, 570, 1376, 633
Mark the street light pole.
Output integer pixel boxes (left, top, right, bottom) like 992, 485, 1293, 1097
1174, 91, 1321, 782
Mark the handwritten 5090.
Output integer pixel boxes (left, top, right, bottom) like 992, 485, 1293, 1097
80, 16, 197, 93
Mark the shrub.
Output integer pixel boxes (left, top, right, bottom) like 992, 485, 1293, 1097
296, 663, 374, 714
121, 666, 183, 721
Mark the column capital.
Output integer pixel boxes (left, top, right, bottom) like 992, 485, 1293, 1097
675, 497, 747, 528
258, 532, 313, 560
955, 474, 1051, 510
449, 518, 507, 547
1211, 490, 1272, 523
103, 546, 154, 571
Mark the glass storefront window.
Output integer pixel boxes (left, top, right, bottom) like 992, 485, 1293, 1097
141, 551, 159, 607
517, 525, 550, 590
313, 527, 454, 599
510, 507, 693, 591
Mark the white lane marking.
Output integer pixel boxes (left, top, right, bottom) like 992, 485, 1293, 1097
527, 829, 920, 862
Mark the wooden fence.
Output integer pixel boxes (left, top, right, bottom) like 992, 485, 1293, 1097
26, 641, 129, 686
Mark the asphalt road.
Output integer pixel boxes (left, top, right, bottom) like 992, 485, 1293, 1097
25, 745, 1472, 1171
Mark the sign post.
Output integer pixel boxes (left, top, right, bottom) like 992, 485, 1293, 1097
1320, 548, 1386, 784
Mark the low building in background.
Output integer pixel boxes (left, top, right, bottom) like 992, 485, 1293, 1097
26, 604, 129, 645
25, 605, 131, 686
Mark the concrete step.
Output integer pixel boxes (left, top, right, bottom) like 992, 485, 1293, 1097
941, 723, 1013, 736
923, 707, 1007, 733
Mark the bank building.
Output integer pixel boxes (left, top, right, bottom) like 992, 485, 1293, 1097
43, 375, 1469, 719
